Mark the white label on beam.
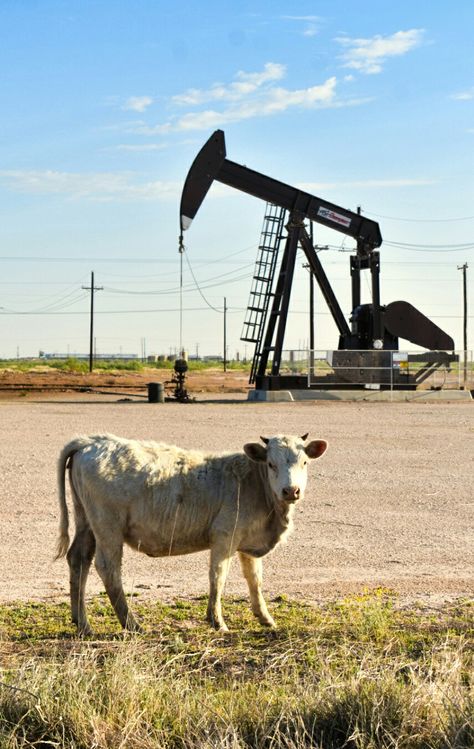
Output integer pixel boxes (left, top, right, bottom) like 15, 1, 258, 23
317, 207, 351, 228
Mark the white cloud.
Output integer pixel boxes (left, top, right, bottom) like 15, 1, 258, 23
116, 60, 374, 141
337, 29, 424, 74
282, 15, 322, 21
172, 62, 286, 105
123, 96, 154, 112
451, 88, 474, 101
136, 75, 338, 135
116, 143, 167, 152
282, 15, 322, 37
0, 170, 179, 202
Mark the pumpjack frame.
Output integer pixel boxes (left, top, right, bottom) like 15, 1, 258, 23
180, 130, 456, 391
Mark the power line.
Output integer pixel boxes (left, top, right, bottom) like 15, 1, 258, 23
1, 234, 474, 262
0, 306, 239, 316
182, 249, 225, 314
102, 262, 254, 295
25, 287, 89, 313
0, 245, 258, 266
0, 256, 167, 264
366, 211, 474, 223
1, 294, 89, 315
385, 240, 474, 250
1, 306, 470, 318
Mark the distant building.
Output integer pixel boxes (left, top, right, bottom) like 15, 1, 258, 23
39, 351, 138, 361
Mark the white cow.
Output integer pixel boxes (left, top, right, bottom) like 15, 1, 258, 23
56, 433, 327, 634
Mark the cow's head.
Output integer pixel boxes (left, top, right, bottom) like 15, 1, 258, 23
243, 433, 327, 504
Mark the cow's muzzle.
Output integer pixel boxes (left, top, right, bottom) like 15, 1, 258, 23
282, 486, 301, 503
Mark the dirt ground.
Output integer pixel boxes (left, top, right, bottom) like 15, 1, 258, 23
0, 374, 472, 613
0, 366, 251, 398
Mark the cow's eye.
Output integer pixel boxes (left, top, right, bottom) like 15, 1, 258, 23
268, 462, 277, 472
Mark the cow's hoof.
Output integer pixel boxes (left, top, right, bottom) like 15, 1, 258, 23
254, 612, 276, 628
206, 612, 228, 632
208, 618, 229, 632
125, 621, 143, 634
78, 625, 93, 637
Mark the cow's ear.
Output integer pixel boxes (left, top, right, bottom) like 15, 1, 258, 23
305, 440, 328, 460
244, 443, 267, 463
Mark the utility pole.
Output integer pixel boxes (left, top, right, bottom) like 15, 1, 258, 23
457, 262, 468, 388
223, 297, 227, 372
82, 271, 103, 373
303, 263, 314, 375
303, 224, 327, 382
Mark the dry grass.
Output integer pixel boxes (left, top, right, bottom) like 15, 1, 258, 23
0, 591, 473, 748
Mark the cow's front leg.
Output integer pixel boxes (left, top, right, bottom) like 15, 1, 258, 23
207, 545, 232, 631
95, 543, 141, 633
238, 552, 276, 629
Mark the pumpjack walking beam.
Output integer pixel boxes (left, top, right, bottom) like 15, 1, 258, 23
180, 130, 382, 252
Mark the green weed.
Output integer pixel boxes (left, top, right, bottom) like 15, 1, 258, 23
0, 592, 472, 748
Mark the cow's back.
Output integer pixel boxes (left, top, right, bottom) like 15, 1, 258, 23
70, 435, 250, 557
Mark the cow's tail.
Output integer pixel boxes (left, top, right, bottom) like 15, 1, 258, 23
55, 437, 91, 560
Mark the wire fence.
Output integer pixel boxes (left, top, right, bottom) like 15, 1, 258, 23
278, 349, 473, 391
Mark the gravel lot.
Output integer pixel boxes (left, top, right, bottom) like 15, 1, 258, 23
0, 394, 472, 610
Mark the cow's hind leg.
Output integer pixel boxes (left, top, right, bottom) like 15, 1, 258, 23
67, 526, 96, 635
207, 544, 232, 632
238, 552, 276, 629
94, 541, 141, 632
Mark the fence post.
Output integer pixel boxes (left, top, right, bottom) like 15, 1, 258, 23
390, 351, 393, 401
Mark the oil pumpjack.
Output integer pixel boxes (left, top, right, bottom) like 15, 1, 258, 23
180, 130, 456, 391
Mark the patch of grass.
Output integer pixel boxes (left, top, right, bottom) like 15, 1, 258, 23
146, 359, 250, 372
0, 358, 252, 374
48, 357, 89, 373
94, 359, 145, 372
0, 592, 472, 748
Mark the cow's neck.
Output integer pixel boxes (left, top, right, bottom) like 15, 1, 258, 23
258, 464, 295, 537
273, 497, 294, 526
237, 462, 295, 558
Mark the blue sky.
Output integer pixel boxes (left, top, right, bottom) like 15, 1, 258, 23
0, 0, 472, 359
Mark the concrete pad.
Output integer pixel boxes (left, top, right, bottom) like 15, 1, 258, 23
248, 388, 472, 402
248, 389, 294, 402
